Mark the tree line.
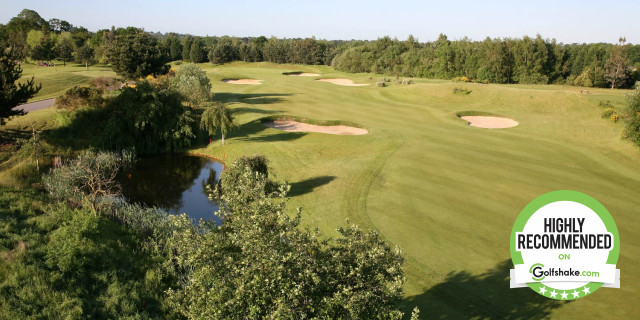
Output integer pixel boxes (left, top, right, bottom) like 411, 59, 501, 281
3, 9, 639, 88
333, 34, 640, 88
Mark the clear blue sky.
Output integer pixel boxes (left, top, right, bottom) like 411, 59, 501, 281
1, 0, 638, 44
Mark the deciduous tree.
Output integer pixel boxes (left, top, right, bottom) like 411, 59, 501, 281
170, 63, 212, 108
200, 102, 235, 145
107, 28, 168, 79
55, 37, 74, 66
76, 43, 93, 70
605, 37, 630, 89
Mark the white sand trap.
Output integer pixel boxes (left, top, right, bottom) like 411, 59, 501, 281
222, 79, 263, 85
316, 78, 369, 86
264, 120, 368, 135
286, 72, 320, 76
461, 116, 519, 129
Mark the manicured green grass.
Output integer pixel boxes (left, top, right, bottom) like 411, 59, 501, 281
18, 61, 116, 102
190, 62, 639, 318
4, 61, 639, 318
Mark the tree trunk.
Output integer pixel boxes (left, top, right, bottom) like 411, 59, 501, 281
31, 125, 39, 173
85, 61, 88, 71
221, 134, 225, 145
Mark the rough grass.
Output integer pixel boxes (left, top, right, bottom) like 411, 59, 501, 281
17, 61, 116, 102
3, 61, 639, 318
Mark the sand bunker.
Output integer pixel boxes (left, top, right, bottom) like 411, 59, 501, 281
460, 116, 519, 129
222, 79, 263, 85
264, 120, 368, 135
316, 79, 369, 86
285, 72, 321, 77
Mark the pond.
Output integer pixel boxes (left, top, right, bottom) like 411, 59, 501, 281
117, 154, 223, 224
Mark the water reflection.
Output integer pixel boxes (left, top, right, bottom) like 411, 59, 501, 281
118, 154, 223, 223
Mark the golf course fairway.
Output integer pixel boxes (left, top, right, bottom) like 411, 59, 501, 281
190, 62, 639, 318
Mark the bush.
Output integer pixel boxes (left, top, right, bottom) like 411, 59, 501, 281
42, 151, 131, 212
599, 100, 615, 109
211, 155, 274, 204
166, 160, 406, 319
395, 77, 413, 85
376, 80, 386, 87
611, 114, 620, 122
54, 85, 104, 110
623, 88, 640, 144
453, 87, 472, 95
89, 77, 120, 92
601, 107, 616, 119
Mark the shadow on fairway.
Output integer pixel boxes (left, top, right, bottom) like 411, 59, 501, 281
214, 92, 293, 105
238, 131, 307, 143
402, 259, 572, 319
232, 107, 283, 116
288, 176, 337, 197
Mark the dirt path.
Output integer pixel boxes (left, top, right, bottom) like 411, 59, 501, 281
12, 98, 55, 113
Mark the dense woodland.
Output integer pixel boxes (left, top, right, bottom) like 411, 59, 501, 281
1, 9, 639, 87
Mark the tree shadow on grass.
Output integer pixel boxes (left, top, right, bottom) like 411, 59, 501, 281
214, 92, 293, 105
232, 107, 282, 116
0, 129, 31, 144
288, 176, 336, 197
403, 259, 572, 319
229, 120, 307, 143
237, 132, 307, 143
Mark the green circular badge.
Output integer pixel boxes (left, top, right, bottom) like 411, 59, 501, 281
510, 190, 619, 300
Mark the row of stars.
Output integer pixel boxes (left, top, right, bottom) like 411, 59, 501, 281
538, 285, 591, 299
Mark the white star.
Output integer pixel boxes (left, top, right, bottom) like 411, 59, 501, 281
582, 286, 591, 295
561, 291, 569, 299
539, 286, 547, 295
572, 290, 580, 298
549, 290, 558, 298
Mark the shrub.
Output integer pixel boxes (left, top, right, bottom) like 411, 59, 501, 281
623, 88, 640, 144
42, 151, 128, 212
611, 114, 620, 122
599, 100, 615, 109
601, 107, 616, 119
376, 80, 386, 87
54, 85, 104, 110
166, 161, 406, 319
89, 77, 120, 92
461, 76, 470, 82
210, 155, 274, 203
453, 87, 472, 95
395, 78, 413, 85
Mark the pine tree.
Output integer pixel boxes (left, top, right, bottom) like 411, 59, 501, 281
1, 48, 41, 124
